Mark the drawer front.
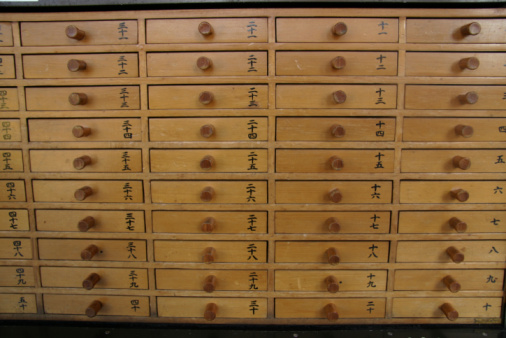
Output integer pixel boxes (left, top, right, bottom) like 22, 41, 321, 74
152, 211, 267, 234
23, 53, 139, 78
0, 55, 15, 78
0, 266, 35, 287
276, 18, 398, 42
0, 238, 32, 259
147, 52, 267, 77
30, 149, 142, 173
43, 294, 149, 316
1, 150, 23, 172
21, 21, 138, 46
0, 22, 13, 46
0, 88, 19, 111
28, 118, 141, 142
392, 298, 502, 319
0, 294, 36, 314
1, 120, 22, 142
146, 18, 267, 43
0, 180, 26, 202
156, 269, 267, 291
276, 85, 397, 109
275, 298, 386, 319
38, 239, 147, 261
0, 209, 29, 231
26, 86, 140, 111
154, 240, 267, 263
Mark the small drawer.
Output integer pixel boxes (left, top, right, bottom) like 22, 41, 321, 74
23, 53, 139, 78
38, 239, 147, 262
146, 18, 267, 43
276, 18, 398, 42
0, 294, 36, 314
154, 240, 267, 263
0, 55, 15, 78
1, 149, 23, 172
40, 267, 148, 289
276, 84, 397, 109
152, 211, 267, 234
36, 209, 145, 233
1, 120, 22, 142
150, 149, 267, 173
400, 180, 506, 204
0, 88, 19, 111
33, 180, 144, 203
394, 269, 504, 291
406, 19, 506, 44
43, 294, 149, 317
275, 241, 389, 263
156, 269, 268, 291
157, 297, 267, 319
0, 22, 13, 46
0, 180, 26, 202
276, 181, 392, 204
21, 21, 138, 46
149, 117, 267, 142
275, 270, 387, 292
276, 149, 394, 173
30, 149, 142, 173
396, 240, 506, 263
147, 52, 267, 77
405, 85, 506, 110
0, 238, 32, 259
151, 180, 267, 204
275, 211, 390, 234
276, 117, 395, 142
406, 52, 506, 77
148, 85, 268, 109
28, 118, 141, 142
0, 209, 29, 231
0, 266, 35, 287
275, 298, 386, 319
26, 86, 140, 111
276, 51, 397, 76
403, 118, 506, 142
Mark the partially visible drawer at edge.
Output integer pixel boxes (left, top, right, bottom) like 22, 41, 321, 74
0, 22, 13, 47
43, 294, 149, 316
0, 55, 16, 79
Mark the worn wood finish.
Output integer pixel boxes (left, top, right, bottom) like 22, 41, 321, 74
43, 294, 149, 316
275, 298, 386, 319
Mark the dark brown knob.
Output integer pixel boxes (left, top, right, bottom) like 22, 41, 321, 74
332, 90, 347, 104
203, 247, 216, 264
440, 302, 459, 321
449, 217, 467, 233
197, 56, 213, 70
325, 275, 339, 293
442, 275, 461, 293
74, 186, 93, 201
325, 217, 341, 233
458, 91, 478, 105
201, 217, 216, 233
198, 21, 213, 36
331, 22, 347, 36
200, 186, 215, 202
69, 92, 88, 106
330, 56, 346, 70
450, 188, 469, 202
199, 91, 214, 105
72, 125, 91, 138
200, 124, 215, 138
65, 25, 85, 40
203, 275, 217, 293
82, 272, 101, 290
446, 246, 464, 263
200, 155, 215, 170
204, 302, 218, 321
78, 216, 96, 232
67, 59, 87, 72
459, 57, 479, 70
326, 247, 340, 265
324, 303, 339, 321
455, 124, 474, 138
452, 156, 471, 170
461, 22, 481, 36
73, 155, 92, 170
330, 124, 345, 138
329, 156, 344, 171
328, 188, 342, 203
80, 244, 99, 261
85, 300, 102, 318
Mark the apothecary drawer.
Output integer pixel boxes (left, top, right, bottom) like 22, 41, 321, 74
0, 266, 35, 286
0, 294, 36, 314
0, 119, 22, 142
275, 298, 386, 319
0, 55, 15, 78
0, 149, 23, 172
0, 209, 29, 231
0, 180, 26, 202
0, 238, 32, 259
0, 22, 13, 47
0, 88, 19, 111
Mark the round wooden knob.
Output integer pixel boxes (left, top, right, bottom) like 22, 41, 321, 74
65, 25, 85, 40
85, 300, 102, 318
73, 155, 92, 170
325, 275, 339, 293
455, 124, 474, 138
203, 275, 217, 293
461, 22, 481, 36
452, 156, 471, 170
459, 57, 479, 70
69, 92, 88, 106
200, 124, 215, 138
446, 246, 465, 263
203, 247, 216, 264
199, 91, 214, 105
200, 155, 215, 170
78, 216, 96, 232
198, 21, 213, 36
82, 272, 101, 290
197, 56, 213, 70
440, 302, 459, 321
201, 217, 216, 233
449, 217, 467, 233
325, 217, 341, 233
458, 91, 478, 104
330, 124, 345, 138
329, 156, 344, 171
328, 188, 342, 203
442, 275, 461, 293
450, 188, 469, 202
80, 244, 99, 261
332, 90, 347, 104
324, 303, 339, 321
326, 247, 340, 265
67, 59, 87, 72
331, 22, 347, 36
74, 186, 93, 201
330, 56, 346, 70
72, 125, 91, 138
204, 302, 218, 321
200, 186, 215, 202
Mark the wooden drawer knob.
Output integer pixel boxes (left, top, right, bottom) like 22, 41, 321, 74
330, 124, 345, 138
199, 91, 214, 105
78, 216, 96, 232
458, 91, 478, 105
461, 22, 481, 36
204, 302, 218, 321
81, 244, 99, 261
326, 247, 340, 265
203, 275, 217, 293
73, 155, 92, 170
74, 186, 93, 201
440, 302, 459, 321
329, 156, 344, 171
201, 217, 216, 233
330, 56, 346, 70
203, 247, 216, 263
450, 188, 469, 202
454, 124, 473, 138
325, 275, 339, 293
325, 217, 341, 233
446, 246, 464, 263
328, 188, 342, 203
67, 59, 87, 72
332, 90, 347, 104
197, 56, 213, 70
449, 217, 467, 233
331, 22, 347, 36
459, 57, 479, 70
65, 25, 85, 40
200, 186, 215, 202
69, 92, 88, 106
200, 155, 215, 170
324, 303, 339, 321
452, 156, 471, 170
198, 21, 213, 36
200, 124, 215, 138
85, 300, 102, 318
82, 272, 101, 290
72, 125, 92, 138
442, 275, 461, 293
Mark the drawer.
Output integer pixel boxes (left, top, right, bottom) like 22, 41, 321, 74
0, 88, 19, 111
26, 86, 140, 111
32, 180, 144, 203
276, 51, 397, 76
275, 241, 389, 263
275, 211, 390, 234
146, 18, 267, 43
405, 52, 506, 77
28, 118, 141, 142
400, 180, 506, 204
276, 181, 392, 204
30, 149, 142, 173
405, 85, 506, 110
36, 209, 145, 233
0, 180, 26, 202
1, 119, 22, 142
151, 180, 267, 204
156, 269, 267, 291
275, 270, 387, 292
403, 118, 506, 142
154, 240, 267, 263
0, 209, 29, 231
275, 298, 386, 319
23, 53, 139, 78
0, 238, 32, 259
398, 211, 506, 234
276, 85, 397, 109
0, 294, 36, 314
157, 297, 267, 319
149, 117, 267, 142
148, 85, 268, 109
394, 269, 504, 291
406, 19, 506, 43
1, 149, 23, 172
21, 21, 138, 46
43, 294, 149, 317
151, 149, 267, 173
0, 22, 13, 46
276, 149, 394, 173
152, 211, 267, 234
276, 117, 395, 141
38, 239, 147, 262
396, 240, 506, 263
40, 267, 148, 289
0, 266, 35, 287
147, 52, 267, 77
0, 55, 15, 78
276, 18, 398, 42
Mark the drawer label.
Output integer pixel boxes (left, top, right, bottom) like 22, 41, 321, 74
0, 238, 32, 259
117, 22, 129, 40
0, 88, 18, 110
0, 209, 28, 231
0, 294, 36, 314
1, 150, 22, 172
0, 180, 25, 202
